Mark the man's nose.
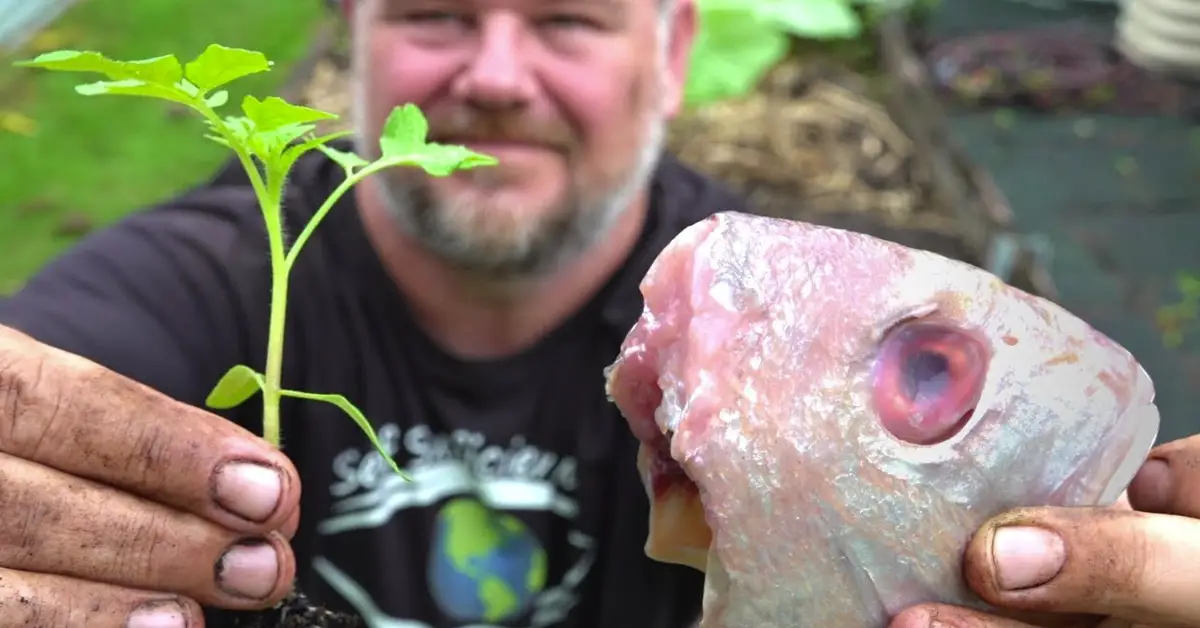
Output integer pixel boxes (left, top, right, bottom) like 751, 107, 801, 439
451, 14, 534, 108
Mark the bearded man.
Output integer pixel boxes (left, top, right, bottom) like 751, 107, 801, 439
1, 2, 1199, 628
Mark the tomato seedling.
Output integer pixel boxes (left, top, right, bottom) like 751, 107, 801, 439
14, 44, 498, 477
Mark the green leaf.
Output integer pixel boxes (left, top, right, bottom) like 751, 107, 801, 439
379, 104, 430, 157
317, 144, 370, 171
220, 116, 255, 144
206, 90, 230, 108
683, 0, 790, 106
14, 50, 184, 85
206, 133, 231, 148
242, 95, 336, 133
14, 50, 121, 73
375, 104, 497, 176
185, 45, 273, 92
250, 122, 317, 159
379, 145, 499, 177
206, 365, 265, 410
1178, 272, 1200, 298
204, 116, 255, 153
281, 389, 409, 479
758, 0, 863, 38
177, 80, 201, 97
278, 130, 356, 172
74, 79, 194, 105
123, 55, 186, 84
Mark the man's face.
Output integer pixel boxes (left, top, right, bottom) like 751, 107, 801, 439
349, 0, 694, 278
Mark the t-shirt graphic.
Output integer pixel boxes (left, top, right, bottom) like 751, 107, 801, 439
311, 422, 594, 627
427, 497, 548, 621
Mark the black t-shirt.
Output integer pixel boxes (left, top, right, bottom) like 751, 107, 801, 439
0, 144, 748, 628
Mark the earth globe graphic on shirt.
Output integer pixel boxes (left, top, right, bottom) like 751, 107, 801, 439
427, 497, 549, 622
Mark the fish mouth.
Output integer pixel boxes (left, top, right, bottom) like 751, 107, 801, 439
605, 217, 724, 575
608, 364, 715, 574
1040, 361, 1161, 508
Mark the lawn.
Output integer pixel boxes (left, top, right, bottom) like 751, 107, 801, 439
0, 0, 329, 294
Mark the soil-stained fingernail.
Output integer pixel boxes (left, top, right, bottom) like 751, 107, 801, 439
992, 526, 1065, 590
127, 600, 187, 628
213, 461, 283, 522
216, 540, 281, 600
1128, 458, 1171, 513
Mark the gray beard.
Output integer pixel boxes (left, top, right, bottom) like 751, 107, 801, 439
367, 112, 667, 280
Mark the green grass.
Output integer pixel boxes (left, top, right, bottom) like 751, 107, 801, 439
0, 0, 328, 294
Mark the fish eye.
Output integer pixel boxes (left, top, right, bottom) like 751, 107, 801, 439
871, 321, 989, 445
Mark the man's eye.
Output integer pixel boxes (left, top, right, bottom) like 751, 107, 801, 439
539, 14, 599, 29
403, 10, 470, 25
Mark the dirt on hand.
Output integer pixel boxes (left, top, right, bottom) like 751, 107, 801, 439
229, 588, 363, 628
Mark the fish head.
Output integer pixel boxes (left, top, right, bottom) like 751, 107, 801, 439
604, 212, 1159, 628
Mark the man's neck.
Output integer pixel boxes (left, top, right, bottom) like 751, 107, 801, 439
357, 184, 648, 360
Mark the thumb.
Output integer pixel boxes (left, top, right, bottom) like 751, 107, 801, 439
1127, 433, 1200, 517
961, 506, 1200, 627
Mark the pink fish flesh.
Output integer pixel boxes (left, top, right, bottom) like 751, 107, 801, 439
604, 212, 1160, 628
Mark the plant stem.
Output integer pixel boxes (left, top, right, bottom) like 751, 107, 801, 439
284, 162, 385, 271
193, 104, 290, 448
196, 100, 289, 448
265, 164, 385, 445
261, 200, 289, 447
197, 110, 383, 447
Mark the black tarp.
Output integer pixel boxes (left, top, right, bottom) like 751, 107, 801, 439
929, 1, 1200, 441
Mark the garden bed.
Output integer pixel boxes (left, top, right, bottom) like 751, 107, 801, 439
283, 16, 1057, 301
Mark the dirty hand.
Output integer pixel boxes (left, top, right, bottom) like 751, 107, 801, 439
0, 325, 301, 626
889, 433, 1200, 628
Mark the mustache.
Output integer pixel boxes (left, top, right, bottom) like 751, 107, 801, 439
424, 108, 575, 151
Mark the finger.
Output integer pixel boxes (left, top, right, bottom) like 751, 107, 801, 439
890, 606, 1131, 628
0, 451, 295, 609
962, 506, 1200, 627
1128, 434, 1200, 517
889, 605, 1022, 628
281, 503, 300, 540
0, 567, 204, 628
0, 325, 301, 532
890, 602, 1109, 628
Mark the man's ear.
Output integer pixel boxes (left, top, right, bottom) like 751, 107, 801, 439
661, 0, 698, 118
